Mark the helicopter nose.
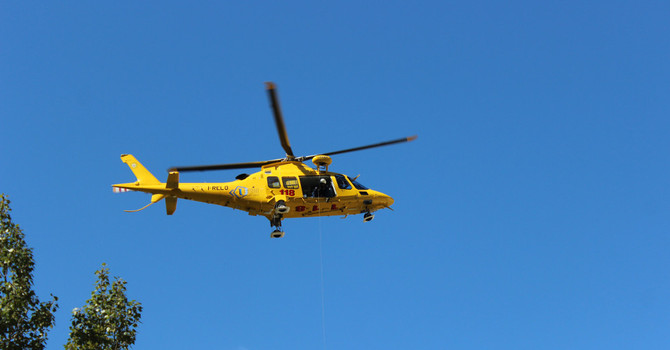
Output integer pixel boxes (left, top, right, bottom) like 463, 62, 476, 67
375, 192, 394, 207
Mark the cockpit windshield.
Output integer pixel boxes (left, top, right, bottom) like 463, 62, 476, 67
347, 176, 368, 190
334, 174, 352, 190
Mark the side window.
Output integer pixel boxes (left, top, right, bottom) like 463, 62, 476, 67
334, 174, 352, 190
267, 176, 280, 188
282, 177, 299, 189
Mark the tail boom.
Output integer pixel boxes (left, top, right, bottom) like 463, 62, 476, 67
113, 154, 242, 215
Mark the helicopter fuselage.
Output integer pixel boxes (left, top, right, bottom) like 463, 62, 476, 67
113, 159, 393, 219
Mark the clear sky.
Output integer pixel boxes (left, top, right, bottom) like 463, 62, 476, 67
2, 1, 669, 349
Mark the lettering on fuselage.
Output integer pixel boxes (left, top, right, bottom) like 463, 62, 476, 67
295, 204, 338, 212
208, 185, 228, 191
279, 189, 296, 196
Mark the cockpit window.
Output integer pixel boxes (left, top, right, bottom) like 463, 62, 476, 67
267, 176, 280, 189
282, 177, 299, 189
347, 176, 368, 190
334, 174, 352, 190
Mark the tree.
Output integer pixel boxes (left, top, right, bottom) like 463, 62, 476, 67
0, 194, 58, 350
65, 264, 142, 350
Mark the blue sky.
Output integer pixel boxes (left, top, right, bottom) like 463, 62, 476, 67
2, 1, 670, 349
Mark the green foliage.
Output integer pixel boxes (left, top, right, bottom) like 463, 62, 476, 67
65, 264, 142, 350
0, 194, 58, 350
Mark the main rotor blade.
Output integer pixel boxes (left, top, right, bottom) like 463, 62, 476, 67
302, 135, 417, 161
265, 82, 294, 158
169, 159, 284, 172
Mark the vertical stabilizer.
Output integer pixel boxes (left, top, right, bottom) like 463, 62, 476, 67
120, 154, 160, 185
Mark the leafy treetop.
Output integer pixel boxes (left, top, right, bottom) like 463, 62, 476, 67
0, 194, 58, 350
65, 263, 142, 350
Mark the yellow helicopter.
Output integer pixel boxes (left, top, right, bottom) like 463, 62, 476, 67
113, 82, 416, 238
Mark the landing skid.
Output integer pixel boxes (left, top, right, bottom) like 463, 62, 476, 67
363, 212, 374, 222
270, 215, 285, 238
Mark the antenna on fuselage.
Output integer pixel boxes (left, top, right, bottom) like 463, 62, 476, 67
312, 155, 332, 173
